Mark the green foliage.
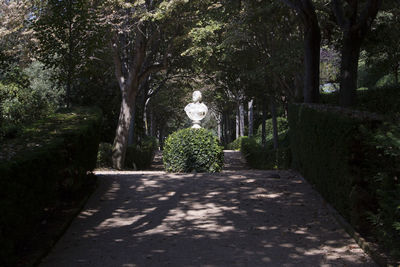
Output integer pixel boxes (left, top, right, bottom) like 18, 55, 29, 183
226, 136, 246, 150
362, 124, 400, 259
356, 85, 400, 117
97, 142, 113, 168
163, 128, 224, 172
98, 137, 158, 170
33, 0, 100, 106
0, 123, 21, 141
0, 61, 64, 137
0, 107, 102, 266
239, 117, 290, 170
0, 82, 47, 125
240, 134, 291, 170
321, 85, 400, 119
125, 136, 158, 170
256, 117, 288, 142
23, 61, 64, 108
0, 62, 29, 88
363, 3, 400, 87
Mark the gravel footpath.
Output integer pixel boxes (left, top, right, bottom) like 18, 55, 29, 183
40, 151, 376, 266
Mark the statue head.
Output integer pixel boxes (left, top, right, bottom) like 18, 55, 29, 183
192, 91, 202, 103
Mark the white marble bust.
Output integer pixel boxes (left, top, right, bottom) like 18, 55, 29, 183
185, 91, 208, 129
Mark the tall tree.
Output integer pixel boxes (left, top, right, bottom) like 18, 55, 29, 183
241, 0, 302, 146
0, 0, 40, 78
101, 0, 189, 169
280, 0, 321, 103
331, 0, 382, 106
34, 0, 98, 107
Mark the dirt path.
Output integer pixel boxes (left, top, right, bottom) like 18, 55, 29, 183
40, 151, 376, 266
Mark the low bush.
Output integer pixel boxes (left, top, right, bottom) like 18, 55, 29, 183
163, 128, 224, 173
289, 103, 400, 260
0, 107, 102, 266
240, 133, 291, 170
239, 117, 290, 170
226, 136, 247, 150
125, 136, 158, 170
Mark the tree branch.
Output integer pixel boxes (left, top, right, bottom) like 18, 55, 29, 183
147, 70, 171, 99
138, 62, 167, 85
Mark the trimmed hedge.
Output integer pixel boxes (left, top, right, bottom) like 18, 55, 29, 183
321, 85, 400, 119
163, 128, 224, 173
289, 104, 380, 222
289, 103, 400, 259
0, 107, 102, 266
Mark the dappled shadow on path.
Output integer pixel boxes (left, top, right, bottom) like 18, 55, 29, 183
41, 170, 375, 267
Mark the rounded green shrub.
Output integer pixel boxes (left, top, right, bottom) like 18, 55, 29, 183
163, 128, 224, 173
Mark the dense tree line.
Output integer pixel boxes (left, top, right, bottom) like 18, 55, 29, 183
1, 0, 398, 168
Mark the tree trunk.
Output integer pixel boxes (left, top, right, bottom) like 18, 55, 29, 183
66, 73, 71, 108
143, 98, 151, 136
220, 113, 224, 145
394, 64, 399, 85
270, 97, 279, 150
248, 99, 254, 137
112, 92, 135, 170
303, 18, 321, 103
225, 111, 231, 144
294, 73, 303, 102
331, 0, 382, 106
217, 113, 222, 141
261, 100, 267, 148
235, 107, 240, 140
239, 102, 245, 137
158, 127, 164, 150
66, 17, 73, 109
339, 33, 361, 107
150, 109, 155, 137
127, 100, 136, 146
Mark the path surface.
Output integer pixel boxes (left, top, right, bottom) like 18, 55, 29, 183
41, 151, 376, 266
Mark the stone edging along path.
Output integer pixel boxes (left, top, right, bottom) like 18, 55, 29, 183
40, 151, 377, 266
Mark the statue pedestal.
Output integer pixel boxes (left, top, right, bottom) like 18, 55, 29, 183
192, 120, 201, 129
